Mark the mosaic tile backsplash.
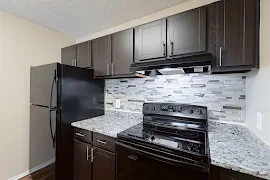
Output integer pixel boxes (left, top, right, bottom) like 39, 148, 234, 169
106, 74, 246, 123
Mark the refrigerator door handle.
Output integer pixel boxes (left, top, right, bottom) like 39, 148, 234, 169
49, 70, 57, 148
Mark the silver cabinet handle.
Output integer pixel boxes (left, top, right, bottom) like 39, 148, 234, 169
128, 155, 138, 161
111, 63, 114, 76
96, 139, 107, 144
71, 60, 74, 66
91, 147, 96, 162
75, 132, 85, 137
219, 47, 222, 66
163, 41, 166, 56
74, 59, 77, 67
86, 146, 90, 161
171, 41, 174, 56
106, 64, 110, 75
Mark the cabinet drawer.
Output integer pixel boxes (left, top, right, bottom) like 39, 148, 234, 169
219, 168, 263, 180
93, 133, 115, 152
74, 128, 92, 143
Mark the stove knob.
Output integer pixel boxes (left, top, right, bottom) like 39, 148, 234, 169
188, 109, 194, 114
196, 109, 203, 115
177, 106, 182, 112
151, 106, 156, 111
151, 136, 155, 141
144, 134, 149, 139
146, 106, 149, 110
187, 143, 193, 150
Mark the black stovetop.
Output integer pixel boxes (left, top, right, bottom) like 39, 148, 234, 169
117, 103, 210, 162
118, 120, 208, 156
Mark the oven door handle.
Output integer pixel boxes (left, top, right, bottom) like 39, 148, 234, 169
116, 141, 209, 173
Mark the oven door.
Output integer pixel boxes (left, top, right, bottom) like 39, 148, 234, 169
116, 140, 209, 180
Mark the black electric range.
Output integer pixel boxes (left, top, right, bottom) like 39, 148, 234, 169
116, 103, 210, 180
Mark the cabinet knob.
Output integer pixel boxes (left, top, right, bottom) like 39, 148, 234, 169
75, 132, 85, 137
97, 139, 107, 144
86, 146, 90, 161
107, 64, 110, 75
171, 41, 174, 56
91, 147, 96, 162
163, 41, 166, 56
111, 63, 114, 75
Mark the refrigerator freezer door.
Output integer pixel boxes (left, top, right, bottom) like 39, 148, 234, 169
56, 65, 104, 180
30, 63, 57, 107
60, 65, 105, 124
29, 105, 56, 173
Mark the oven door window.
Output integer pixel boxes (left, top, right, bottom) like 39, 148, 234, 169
116, 142, 209, 180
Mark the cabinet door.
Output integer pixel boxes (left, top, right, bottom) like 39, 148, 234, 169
168, 7, 207, 56
77, 41, 92, 68
112, 29, 133, 75
61, 45, 76, 66
92, 35, 112, 77
135, 19, 167, 62
219, 168, 263, 180
93, 147, 115, 180
216, 0, 258, 68
73, 140, 92, 180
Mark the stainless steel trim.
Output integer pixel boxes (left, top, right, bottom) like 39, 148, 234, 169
91, 147, 95, 162
163, 41, 166, 56
107, 64, 110, 75
96, 140, 107, 144
111, 63, 114, 75
128, 155, 138, 161
86, 146, 89, 161
219, 47, 222, 66
75, 132, 85, 137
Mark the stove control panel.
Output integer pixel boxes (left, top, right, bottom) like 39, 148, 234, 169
143, 103, 207, 120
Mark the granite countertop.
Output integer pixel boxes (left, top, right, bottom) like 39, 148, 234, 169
208, 121, 270, 179
71, 110, 143, 138
71, 110, 270, 180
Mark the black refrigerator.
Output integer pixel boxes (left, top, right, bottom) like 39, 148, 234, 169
30, 63, 104, 180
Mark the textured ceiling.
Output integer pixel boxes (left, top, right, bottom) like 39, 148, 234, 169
0, 0, 189, 38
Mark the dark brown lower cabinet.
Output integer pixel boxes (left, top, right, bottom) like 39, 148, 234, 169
74, 132, 116, 180
211, 166, 263, 180
73, 140, 92, 180
93, 147, 115, 180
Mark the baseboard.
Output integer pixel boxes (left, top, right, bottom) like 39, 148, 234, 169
9, 158, 55, 180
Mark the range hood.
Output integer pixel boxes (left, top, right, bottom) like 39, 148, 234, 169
130, 53, 213, 76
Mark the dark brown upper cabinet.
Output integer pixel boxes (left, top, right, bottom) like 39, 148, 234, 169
135, 19, 167, 62
73, 140, 92, 180
212, 0, 259, 73
61, 45, 76, 66
112, 29, 134, 76
168, 7, 207, 57
77, 41, 92, 68
92, 35, 112, 77
61, 41, 92, 68
93, 147, 115, 180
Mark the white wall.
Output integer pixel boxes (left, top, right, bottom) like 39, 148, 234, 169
246, 0, 270, 146
76, 0, 219, 43
0, 10, 75, 180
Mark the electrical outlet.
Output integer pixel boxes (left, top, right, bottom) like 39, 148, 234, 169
256, 112, 262, 131
115, 99, 121, 108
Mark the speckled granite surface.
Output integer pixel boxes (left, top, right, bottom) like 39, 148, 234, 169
71, 110, 143, 138
71, 110, 270, 179
208, 121, 270, 179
